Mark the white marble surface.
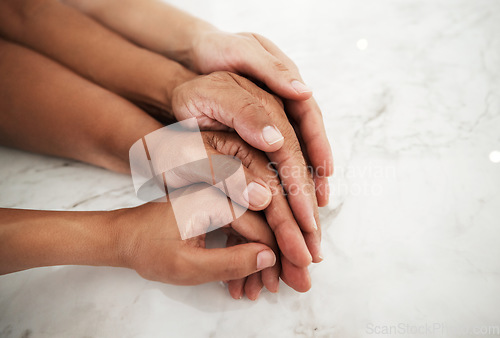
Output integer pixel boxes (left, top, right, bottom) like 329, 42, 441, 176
1, 0, 500, 337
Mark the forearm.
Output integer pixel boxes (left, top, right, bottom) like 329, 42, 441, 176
0, 38, 162, 174
0, 208, 122, 275
0, 0, 196, 113
61, 0, 216, 68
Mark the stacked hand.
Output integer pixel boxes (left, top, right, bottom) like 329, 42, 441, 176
115, 185, 280, 300
189, 30, 334, 196
0, 0, 333, 299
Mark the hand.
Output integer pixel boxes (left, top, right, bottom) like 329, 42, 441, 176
113, 184, 279, 300
189, 31, 333, 204
132, 127, 313, 292
172, 72, 322, 267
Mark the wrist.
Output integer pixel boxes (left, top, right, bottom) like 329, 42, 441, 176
106, 205, 164, 273
115, 52, 197, 117
81, 211, 126, 268
99, 115, 164, 175
103, 209, 135, 269
164, 20, 218, 70
156, 61, 198, 113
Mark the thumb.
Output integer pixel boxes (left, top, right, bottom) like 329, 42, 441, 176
240, 51, 312, 101
193, 244, 276, 283
236, 34, 313, 101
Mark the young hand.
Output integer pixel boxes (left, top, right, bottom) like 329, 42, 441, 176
113, 184, 279, 300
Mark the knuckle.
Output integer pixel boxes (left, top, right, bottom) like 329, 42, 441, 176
233, 144, 255, 169
280, 141, 308, 168
217, 134, 256, 169
207, 71, 233, 83
271, 216, 291, 237
271, 59, 290, 73
260, 93, 285, 114
205, 132, 251, 166
267, 175, 285, 197
203, 131, 223, 150
238, 97, 266, 117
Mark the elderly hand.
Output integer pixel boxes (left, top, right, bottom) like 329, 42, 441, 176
188, 31, 333, 206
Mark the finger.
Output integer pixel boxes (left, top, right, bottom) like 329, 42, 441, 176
226, 233, 247, 299
204, 143, 272, 211
305, 225, 323, 264
261, 251, 280, 293
280, 254, 312, 293
212, 132, 312, 268
287, 122, 324, 263
286, 98, 334, 178
290, 116, 330, 208
314, 175, 330, 207
266, 145, 322, 262
236, 33, 313, 101
261, 108, 323, 264
228, 278, 246, 300
266, 129, 319, 231
190, 243, 276, 283
244, 272, 264, 301
225, 230, 267, 300
230, 209, 280, 293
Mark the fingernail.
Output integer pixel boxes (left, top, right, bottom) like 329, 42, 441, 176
312, 216, 318, 230
257, 250, 276, 270
262, 126, 284, 145
318, 248, 324, 262
291, 80, 312, 94
244, 182, 272, 208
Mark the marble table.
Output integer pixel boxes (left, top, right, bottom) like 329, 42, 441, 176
1, 0, 499, 337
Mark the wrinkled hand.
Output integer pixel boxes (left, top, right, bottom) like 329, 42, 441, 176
188, 31, 333, 206
113, 184, 278, 300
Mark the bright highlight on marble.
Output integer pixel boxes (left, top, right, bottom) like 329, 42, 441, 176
356, 38, 368, 50
489, 150, 500, 163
